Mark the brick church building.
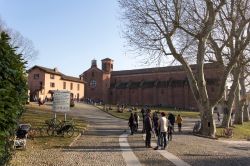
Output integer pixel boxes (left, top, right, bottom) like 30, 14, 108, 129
80, 58, 221, 110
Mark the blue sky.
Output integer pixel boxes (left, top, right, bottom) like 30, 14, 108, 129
0, 0, 151, 77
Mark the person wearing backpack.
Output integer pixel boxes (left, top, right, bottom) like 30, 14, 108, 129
167, 120, 173, 141
128, 113, 136, 135
168, 113, 175, 132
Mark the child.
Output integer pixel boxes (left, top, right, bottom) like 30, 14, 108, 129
176, 114, 183, 132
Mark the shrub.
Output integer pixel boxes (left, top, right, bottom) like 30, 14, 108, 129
0, 32, 28, 165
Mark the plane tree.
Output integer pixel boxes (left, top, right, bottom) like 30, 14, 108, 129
119, 0, 250, 136
233, 58, 250, 125
207, 0, 250, 127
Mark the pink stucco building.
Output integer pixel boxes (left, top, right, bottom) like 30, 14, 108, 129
28, 65, 85, 101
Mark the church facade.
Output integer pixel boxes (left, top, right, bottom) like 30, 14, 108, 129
80, 58, 222, 110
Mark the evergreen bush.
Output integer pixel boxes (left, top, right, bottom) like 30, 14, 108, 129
0, 32, 28, 165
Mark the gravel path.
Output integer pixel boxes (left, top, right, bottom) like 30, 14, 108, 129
11, 104, 128, 166
165, 132, 250, 166
10, 103, 250, 166
127, 133, 175, 166
66, 128, 126, 165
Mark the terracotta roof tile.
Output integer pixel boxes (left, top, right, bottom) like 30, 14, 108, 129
28, 65, 63, 75
28, 65, 85, 83
61, 75, 85, 83
101, 58, 113, 61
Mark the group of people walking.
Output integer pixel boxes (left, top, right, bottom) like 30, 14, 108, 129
128, 112, 140, 135
128, 108, 183, 150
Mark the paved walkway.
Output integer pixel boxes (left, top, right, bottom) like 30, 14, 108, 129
10, 103, 250, 166
119, 133, 141, 166
142, 134, 191, 166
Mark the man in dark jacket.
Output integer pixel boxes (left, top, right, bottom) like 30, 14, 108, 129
144, 109, 152, 148
168, 113, 175, 132
141, 108, 146, 133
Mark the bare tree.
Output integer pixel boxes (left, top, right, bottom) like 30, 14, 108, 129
243, 65, 250, 121
233, 59, 250, 124
229, 63, 244, 125
208, 0, 250, 127
119, 0, 250, 136
0, 17, 38, 63
8, 29, 38, 63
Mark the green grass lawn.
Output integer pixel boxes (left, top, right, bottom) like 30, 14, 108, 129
27, 102, 249, 141
216, 122, 250, 140
97, 105, 200, 120
18, 106, 87, 149
159, 107, 200, 118
98, 105, 250, 141
233, 122, 250, 140
25, 102, 53, 112
11, 103, 87, 165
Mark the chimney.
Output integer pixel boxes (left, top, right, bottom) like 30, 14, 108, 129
54, 67, 58, 72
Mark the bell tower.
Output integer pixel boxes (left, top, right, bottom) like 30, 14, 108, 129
91, 59, 97, 68
101, 58, 113, 73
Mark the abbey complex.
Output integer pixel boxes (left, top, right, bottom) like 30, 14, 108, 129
28, 58, 222, 110
80, 58, 222, 110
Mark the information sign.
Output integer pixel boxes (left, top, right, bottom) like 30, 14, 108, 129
53, 91, 70, 112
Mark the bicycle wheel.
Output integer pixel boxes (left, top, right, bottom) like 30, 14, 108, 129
228, 129, 233, 137
225, 128, 233, 138
28, 129, 36, 139
72, 127, 81, 136
47, 128, 56, 136
65, 126, 74, 137
39, 126, 47, 137
46, 118, 61, 129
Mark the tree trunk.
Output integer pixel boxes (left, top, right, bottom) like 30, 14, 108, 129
239, 68, 249, 122
233, 85, 243, 125
221, 111, 232, 128
199, 106, 216, 137
243, 105, 250, 122
234, 108, 243, 124
221, 65, 241, 127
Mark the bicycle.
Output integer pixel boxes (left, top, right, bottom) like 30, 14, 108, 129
45, 118, 61, 129
46, 119, 75, 137
222, 128, 233, 138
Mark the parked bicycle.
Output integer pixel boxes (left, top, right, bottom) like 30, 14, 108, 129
44, 118, 75, 137
222, 127, 233, 138
193, 120, 201, 133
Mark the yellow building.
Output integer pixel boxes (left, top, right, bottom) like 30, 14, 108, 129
28, 65, 86, 101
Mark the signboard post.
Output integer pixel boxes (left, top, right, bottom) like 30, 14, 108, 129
53, 91, 70, 121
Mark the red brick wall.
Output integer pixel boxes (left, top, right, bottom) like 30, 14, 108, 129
108, 66, 222, 110
83, 61, 222, 110
83, 67, 104, 102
